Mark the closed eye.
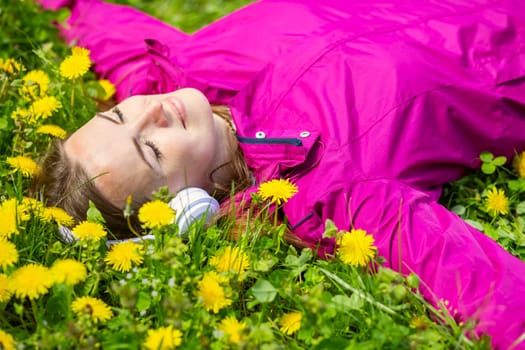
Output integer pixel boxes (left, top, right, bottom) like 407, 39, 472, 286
96, 106, 124, 124
143, 139, 163, 160
113, 106, 124, 122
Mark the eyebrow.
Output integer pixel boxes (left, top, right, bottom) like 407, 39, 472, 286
95, 112, 120, 124
95, 112, 154, 170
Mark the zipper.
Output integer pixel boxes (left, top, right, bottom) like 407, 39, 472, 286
237, 135, 303, 146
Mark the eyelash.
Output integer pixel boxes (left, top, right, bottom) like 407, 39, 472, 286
144, 139, 163, 160
113, 106, 124, 122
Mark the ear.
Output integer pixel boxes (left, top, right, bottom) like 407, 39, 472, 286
169, 187, 219, 237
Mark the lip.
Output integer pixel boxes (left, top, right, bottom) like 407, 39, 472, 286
165, 97, 186, 128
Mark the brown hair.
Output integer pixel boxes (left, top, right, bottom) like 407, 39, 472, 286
32, 105, 253, 239
208, 105, 253, 202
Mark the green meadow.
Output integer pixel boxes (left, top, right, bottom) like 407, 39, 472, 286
0, 1, 524, 349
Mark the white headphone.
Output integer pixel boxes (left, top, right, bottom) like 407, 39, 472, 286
167, 187, 220, 236
58, 187, 219, 245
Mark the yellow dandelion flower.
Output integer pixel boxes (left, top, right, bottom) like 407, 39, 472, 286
21, 197, 43, 213
9, 264, 54, 299
0, 198, 21, 239
71, 296, 113, 323
409, 315, 430, 330
218, 316, 246, 344
337, 229, 377, 267
0, 274, 12, 303
0, 329, 16, 350
138, 200, 175, 229
51, 259, 87, 286
22, 69, 50, 97
210, 246, 250, 275
1, 58, 23, 74
41, 206, 74, 226
258, 178, 298, 205
71, 221, 107, 242
71, 46, 90, 57
0, 239, 18, 270
485, 187, 509, 216
144, 326, 183, 350
6, 156, 40, 178
513, 151, 525, 179
16, 202, 33, 220
98, 79, 116, 101
104, 241, 144, 272
10, 108, 31, 123
17, 202, 33, 222
31, 96, 62, 120
60, 55, 91, 79
36, 124, 67, 139
16, 198, 32, 221
197, 271, 232, 313
279, 311, 302, 335
60, 47, 91, 79
11, 198, 31, 224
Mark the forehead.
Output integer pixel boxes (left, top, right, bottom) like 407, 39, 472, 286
66, 116, 135, 170
118, 94, 146, 110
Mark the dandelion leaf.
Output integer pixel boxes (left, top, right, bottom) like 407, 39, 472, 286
451, 205, 466, 216
509, 179, 525, 193
249, 279, 277, 303
0, 118, 9, 130
44, 286, 69, 324
87, 200, 106, 224
313, 337, 350, 350
323, 219, 338, 238
465, 219, 484, 231
332, 294, 355, 313
516, 201, 525, 215
136, 291, 152, 311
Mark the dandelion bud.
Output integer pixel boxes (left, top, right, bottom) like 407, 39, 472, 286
406, 273, 420, 289
124, 195, 134, 218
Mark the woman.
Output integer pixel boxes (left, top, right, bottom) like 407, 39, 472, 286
36, 0, 525, 348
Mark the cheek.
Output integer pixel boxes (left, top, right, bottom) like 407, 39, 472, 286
163, 146, 215, 188
191, 139, 217, 166
164, 134, 214, 162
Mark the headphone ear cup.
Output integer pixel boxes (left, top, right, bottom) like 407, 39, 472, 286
169, 187, 219, 237
59, 187, 218, 245
58, 225, 76, 243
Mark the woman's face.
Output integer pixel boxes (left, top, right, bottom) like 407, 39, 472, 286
65, 88, 230, 206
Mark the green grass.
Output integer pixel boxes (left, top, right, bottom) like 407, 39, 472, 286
0, 0, 523, 349
108, 0, 253, 33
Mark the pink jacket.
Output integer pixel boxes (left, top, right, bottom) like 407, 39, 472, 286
40, 0, 525, 348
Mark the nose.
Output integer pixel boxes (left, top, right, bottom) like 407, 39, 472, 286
133, 101, 170, 130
